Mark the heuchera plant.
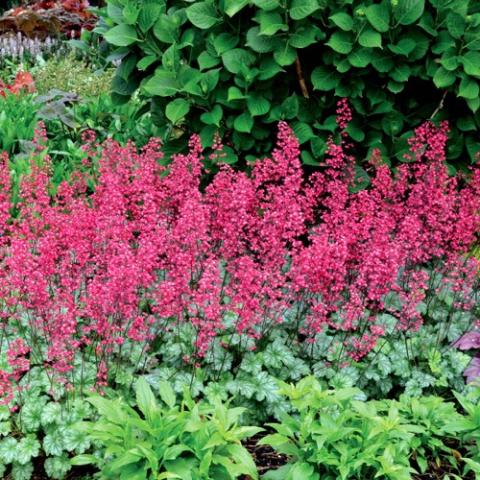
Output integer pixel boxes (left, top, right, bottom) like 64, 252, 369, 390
454, 330, 480, 384
0, 101, 478, 407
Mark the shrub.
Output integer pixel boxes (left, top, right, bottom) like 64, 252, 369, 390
72, 378, 261, 479
32, 53, 115, 97
261, 377, 480, 479
100, 0, 480, 167
0, 102, 478, 412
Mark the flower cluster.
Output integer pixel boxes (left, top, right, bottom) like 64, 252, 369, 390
0, 101, 478, 404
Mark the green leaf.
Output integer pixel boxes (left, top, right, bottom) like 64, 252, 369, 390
274, 44, 296, 66
186, 2, 220, 29
290, 462, 316, 480
222, 48, 256, 74
292, 122, 314, 144
234, 112, 254, 133
200, 105, 223, 127
462, 51, 480, 76
247, 95, 271, 116
44, 455, 71, 480
246, 27, 279, 53
137, 55, 157, 71
40, 403, 62, 427
123, 2, 140, 25
158, 380, 176, 408
348, 48, 371, 67
257, 11, 287, 36
326, 31, 353, 54
394, 0, 425, 25
225, 0, 249, 17
198, 51, 220, 70
311, 66, 339, 90
138, 0, 163, 32
290, 24, 321, 48
17, 436, 40, 465
104, 24, 139, 46
227, 86, 245, 101
253, 0, 279, 10
466, 97, 480, 112
153, 15, 178, 44
0, 437, 17, 463
136, 376, 159, 420
388, 38, 416, 56
359, 28, 382, 48
11, 462, 33, 480
329, 12, 353, 31
446, 12, 466, 39
71, 454, 97, 466
213, 33, 239, 55
433, 67, 456, 88
144, 70, 179, 96
365, 3, 390, 32
459, 76, 479, 99
290, 0, 319, 20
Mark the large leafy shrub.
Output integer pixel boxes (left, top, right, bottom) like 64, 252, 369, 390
100, 0, 480, 167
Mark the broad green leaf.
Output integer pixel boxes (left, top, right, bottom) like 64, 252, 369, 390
258, 56, 284, 80
213, 33, 239, 55
246, 27, 279, 53
292, 122, 314, 144
394, 0, 425, 25
359, 28, 382, 48
252, 0, 279, 10
158, 380, 176, 408
247, 94, 271, 116
273, 44, 296, 66
348, 48, 371, 67
198, 51, 220, 70
290, 0, 319, 20
365, 3, 390, 32
137, 55, 157, 71
388, 38, 416, 56
289, 24, 321, 48
466, 97, 480, 112
138, 0, 163, 32
153, 15, 178, 44
234, 112, 254, 132
144, 70, 179, 96
225, 0, 249, 17
462, 51, 480, 76
257, 11, 287, 36
123, 2, 140, 25
222, 48, 256, 74
104, 24, 139, 46
446, 12, 466, 39
227, 86, 245, 100
326, 31, 353, 54
136, 377, 159, 420
186, 2, 220, 29
17, 436, 40, 465
290, 462, 316, 480
329, 12, 353, 31
311, 66, 339, 90
200, 105, 223, 126
459, 76, 479, 99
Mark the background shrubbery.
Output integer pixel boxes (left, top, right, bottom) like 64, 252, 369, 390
100, 0, 480, 170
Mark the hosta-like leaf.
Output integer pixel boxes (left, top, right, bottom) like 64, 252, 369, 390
186, 2, 220, 29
